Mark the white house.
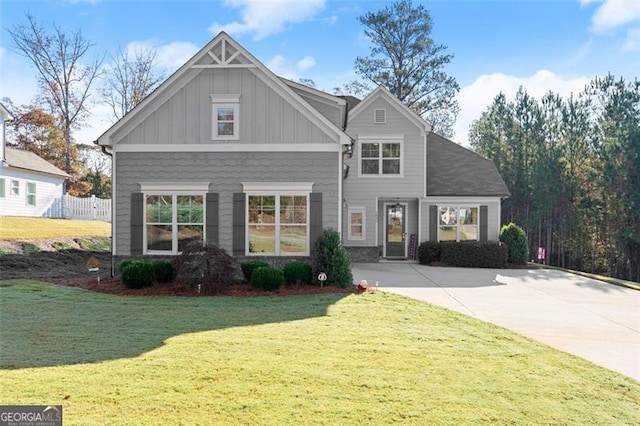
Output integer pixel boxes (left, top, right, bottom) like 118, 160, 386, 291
0, 102, 69, 217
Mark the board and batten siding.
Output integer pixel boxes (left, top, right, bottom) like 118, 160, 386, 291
111, 68, 336, 146
342, 96, 426, 247
114, 151, 339, 256
420, 199, 502, 242
290, 89, 344, 129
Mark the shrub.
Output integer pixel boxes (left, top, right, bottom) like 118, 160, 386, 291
250, 266, 284, 291
439, 241, 507, 268
283, 261, 312, 285
241, 260, 270, 282
121, 260, 155, 289
173, 241, 240, 295
313, 228, 353, 288
119, 258, 137, 274
417, 241, 441, 264
152, 260, 174, 283
500, 222, 529, 265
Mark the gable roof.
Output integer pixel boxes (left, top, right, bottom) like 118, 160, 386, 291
97, 32, 350, 147
4, 147, 69, 179
0, 102, 13, 121
427, 132, 510, 197
348, 86, 433, 135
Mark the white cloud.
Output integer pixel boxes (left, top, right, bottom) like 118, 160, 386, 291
209, 0, 325, 41
623, 27, 640, 51
296, 56, 316, 71
590, 0, 640, 33
454, 70, 592, 145
124, 40, 199, 72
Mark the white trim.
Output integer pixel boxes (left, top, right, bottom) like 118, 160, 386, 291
10, 179, 19, 196
347, 206, 366, 241
26, 181, 36, 206
358, 137, 404, 177
282, 78, 347, 107
436, 205, 480, 242
212, 103, 240, 141
242, 182, 313, 194
113, 143, 342, 153
112, 151, 116, 256
192, 64, 257, 69
337, 151, 342, 238
210, 94, 241, 103
140, 182, 210, 192
424, 196, 501, 203
374, 108, 386, 124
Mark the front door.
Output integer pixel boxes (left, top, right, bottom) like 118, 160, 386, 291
385, 204, 406, 258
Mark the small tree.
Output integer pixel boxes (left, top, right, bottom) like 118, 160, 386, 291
500, 222, 529, 265
313, 229, 353, 288
173, 241, 240, 294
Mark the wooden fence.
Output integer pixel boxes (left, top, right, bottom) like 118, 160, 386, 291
45, 194, 111, 222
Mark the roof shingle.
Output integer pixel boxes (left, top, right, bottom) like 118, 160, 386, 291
4, 147, 69, 179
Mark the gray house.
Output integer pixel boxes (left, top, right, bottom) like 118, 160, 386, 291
97, 32, 509, 261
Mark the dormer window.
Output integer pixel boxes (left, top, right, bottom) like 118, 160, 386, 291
211, 94, 240, 140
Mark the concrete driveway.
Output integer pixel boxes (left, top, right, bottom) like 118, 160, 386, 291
351, 263, 640, 381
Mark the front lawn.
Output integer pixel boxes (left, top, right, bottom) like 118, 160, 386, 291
0, 280, 638, 425
0, 217, 110, 240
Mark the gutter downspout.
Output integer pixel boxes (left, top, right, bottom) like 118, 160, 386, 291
95, 140, 115, 277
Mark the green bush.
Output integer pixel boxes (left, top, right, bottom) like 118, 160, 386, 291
241, 260, 270, 282
250, 266, 284, 291
439, 241, 507, 268
152, 260, 174, 283
119, 258, 137, 274
121, 260, 155, 289
283, 261, 312, 285
417, 241, 441, 264
313, 229, 353, 288
500, 222, 529, 265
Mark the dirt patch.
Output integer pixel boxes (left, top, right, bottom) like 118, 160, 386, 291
0, 250, 113, 280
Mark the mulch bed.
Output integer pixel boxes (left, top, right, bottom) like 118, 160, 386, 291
44, 276, 357, 297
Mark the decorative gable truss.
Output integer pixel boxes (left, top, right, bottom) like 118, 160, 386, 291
192, 38, 256, 69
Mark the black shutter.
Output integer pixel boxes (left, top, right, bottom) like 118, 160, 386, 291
232, 193, 245, 256
206, 193, 219, 245
429, 205, 438, 242
131, 193, 144, 255
310, 192, 323, 247
480, 205, 488, 242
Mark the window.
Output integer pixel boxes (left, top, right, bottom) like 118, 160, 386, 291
11, 180, 19, 196
26, 182, 36, 206
0, 178, 5, 198
348, 207, 366, 240
145, 194, 204, 254
438, 206, 479, 242
248, 195, 308, 255
360, 139, 402, 176
211, 94, 240, 140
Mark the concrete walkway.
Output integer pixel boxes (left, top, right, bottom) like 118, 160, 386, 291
351, 263, 640, 381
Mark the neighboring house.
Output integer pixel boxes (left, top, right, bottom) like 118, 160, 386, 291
96, 32, 509, 261
0, 102, 70, 217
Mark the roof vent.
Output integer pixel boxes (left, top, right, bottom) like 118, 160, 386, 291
374, 108, 386, 124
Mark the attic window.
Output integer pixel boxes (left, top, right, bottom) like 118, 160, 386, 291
211, 94, 240, 140
374, 109, 386, 124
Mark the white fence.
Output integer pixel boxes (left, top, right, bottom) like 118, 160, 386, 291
46, 194, 111, 222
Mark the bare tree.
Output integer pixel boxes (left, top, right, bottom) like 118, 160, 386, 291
7, 13, 104, 173
101, 46, 164, 121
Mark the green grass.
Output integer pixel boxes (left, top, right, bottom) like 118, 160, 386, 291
0, 218, 110, 240
1, 280, 638, 425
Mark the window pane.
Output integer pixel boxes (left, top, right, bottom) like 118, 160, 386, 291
248, 195, 276, 224
217, 122, 234, 136
178, 225, 203, 252
146, 195, 173, 223
177, 196, 203, 223
280, 225, 307, 254
351, 225, 363, 238
382, 143, 400, 158
439, 207, 457, 226
382, 159, 400, 174
362, 159, 379, 175
361, 143, 379, 158
460, 225, 478, 241
280, 195, 307, 224
439, 226, 457, 241
147, 225, 173, 251
459, 207, 478, 225
217, 107, 234, 121
249, 225, 275, 254
11, 180, 19, 195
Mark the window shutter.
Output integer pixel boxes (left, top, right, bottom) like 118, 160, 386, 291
131, 193, 144, 255
310, 192, 323, 248
429, 205, 438, 242
232, 193, 245, 256
0, 178, 5, 198
480, 205, 488, 242
206, 193, 219, 245
374, 109, 386, 124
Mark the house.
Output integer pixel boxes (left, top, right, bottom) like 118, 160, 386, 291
96, 32, 509, 262
0, 103, 69, 217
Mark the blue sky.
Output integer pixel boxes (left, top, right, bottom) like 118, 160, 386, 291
1, 0, 638, 145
